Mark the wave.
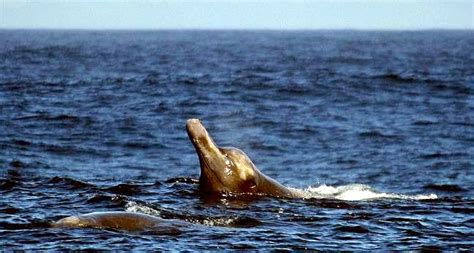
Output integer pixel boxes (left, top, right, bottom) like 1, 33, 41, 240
358, 130, 400, 139
423, 184, 466, 192
48, 176, 95, 190
290, 184, 438, 201
419, 152, 468, 160
13, 114, 82, 122
373, 73, 431, 83
125, 201, 261, 228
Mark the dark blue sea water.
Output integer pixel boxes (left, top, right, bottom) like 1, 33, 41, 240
0, 30, 473, 250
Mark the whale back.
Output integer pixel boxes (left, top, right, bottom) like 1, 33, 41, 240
54, 212, 170, 231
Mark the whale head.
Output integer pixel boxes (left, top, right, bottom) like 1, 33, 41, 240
186, 119, 260, 195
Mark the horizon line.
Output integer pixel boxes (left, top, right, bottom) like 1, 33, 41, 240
1, 27, 472, 32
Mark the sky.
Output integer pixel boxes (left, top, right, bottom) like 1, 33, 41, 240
0, 0, 472, 30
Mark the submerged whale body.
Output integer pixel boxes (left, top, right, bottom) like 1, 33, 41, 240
54, 211, 183, 232
186, 118, 300, 198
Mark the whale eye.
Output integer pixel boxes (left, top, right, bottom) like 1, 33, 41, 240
241, 178, 257, 192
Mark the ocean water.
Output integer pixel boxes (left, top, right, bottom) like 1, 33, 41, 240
0, 30, 473, 250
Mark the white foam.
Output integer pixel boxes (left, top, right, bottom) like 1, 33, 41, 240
290, 184, 437, 201
125, 201, 161, 216
190, 217, 236, 227
125, 201, 244, 227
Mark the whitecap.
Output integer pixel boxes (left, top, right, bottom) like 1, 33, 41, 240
289, 184, 437, 201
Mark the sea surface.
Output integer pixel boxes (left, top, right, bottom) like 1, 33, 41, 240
0, 30, 473, 250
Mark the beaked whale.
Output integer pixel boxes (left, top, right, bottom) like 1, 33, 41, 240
186, 118, 300, 198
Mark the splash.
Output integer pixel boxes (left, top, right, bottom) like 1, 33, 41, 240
290, 184, 438, 201
185, 217, 236, 227
125, 201, 162, 216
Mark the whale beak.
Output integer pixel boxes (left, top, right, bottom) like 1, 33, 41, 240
186, 119, 207, 143
186, 119, 228, 187
186, 119, 221, 159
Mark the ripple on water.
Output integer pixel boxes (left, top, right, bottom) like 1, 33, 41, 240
0, 30, 472, 250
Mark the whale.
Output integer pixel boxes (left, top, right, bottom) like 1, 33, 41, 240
186, 118, 300, 198
53, 211, 184, 232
